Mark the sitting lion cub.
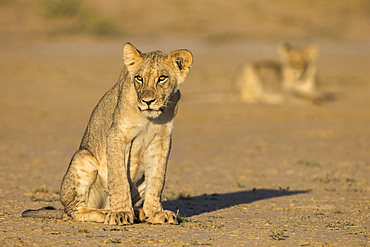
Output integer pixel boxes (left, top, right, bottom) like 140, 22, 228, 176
22, 43, 193, 225
232, 43, 322, 104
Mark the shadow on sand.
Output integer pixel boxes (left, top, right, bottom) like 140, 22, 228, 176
163, 188, 310, 217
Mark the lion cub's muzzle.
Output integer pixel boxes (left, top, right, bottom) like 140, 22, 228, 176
137, 91, 165, 118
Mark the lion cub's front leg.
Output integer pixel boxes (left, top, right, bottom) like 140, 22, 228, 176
142, 136, 178, 225
105, 127, 135, 225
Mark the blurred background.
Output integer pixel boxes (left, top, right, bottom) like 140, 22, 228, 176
1, 0, 369, 95
1, 0, 370, 43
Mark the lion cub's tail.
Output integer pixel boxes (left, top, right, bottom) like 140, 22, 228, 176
22, 206, 65, 219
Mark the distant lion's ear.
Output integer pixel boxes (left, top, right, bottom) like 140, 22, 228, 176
168, 49, 193, 79
123, 43, 143, 75
305, 44, 318, 61
279, 43, 292, 62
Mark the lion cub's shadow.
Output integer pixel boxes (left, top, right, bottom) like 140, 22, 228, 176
163, 188, 309, 217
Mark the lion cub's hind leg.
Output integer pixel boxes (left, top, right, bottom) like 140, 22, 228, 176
74, 207, 108, 223
60, 149, 108, 223
234, 64, 264, 103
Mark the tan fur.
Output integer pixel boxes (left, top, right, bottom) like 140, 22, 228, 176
23, 43, 193, 225
232, 43, 323, 104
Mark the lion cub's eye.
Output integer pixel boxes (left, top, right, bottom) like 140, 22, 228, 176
157, 75, 168, 83
135, 76, 143, 83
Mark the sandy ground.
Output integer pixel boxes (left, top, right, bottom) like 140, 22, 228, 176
0, 38, 369, 246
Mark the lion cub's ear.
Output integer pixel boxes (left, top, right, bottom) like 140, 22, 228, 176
123, 43, 143, 75
168, 50, 193, 80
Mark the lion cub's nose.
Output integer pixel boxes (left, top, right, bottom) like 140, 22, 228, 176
141, 98, 156, 107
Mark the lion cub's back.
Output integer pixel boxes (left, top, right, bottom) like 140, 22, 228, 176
250, 61, 283, 93
233, 60, 283, 103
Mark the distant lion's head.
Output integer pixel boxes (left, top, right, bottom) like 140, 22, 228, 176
279, 43, 318, 81
123, 43, 193, 119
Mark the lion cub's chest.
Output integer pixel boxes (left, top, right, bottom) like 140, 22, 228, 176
127, 125, 158, 182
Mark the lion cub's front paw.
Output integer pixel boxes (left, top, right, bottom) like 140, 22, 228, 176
147, 210, 178, 225
104, 211, 134, 225
134, 208, 146, 223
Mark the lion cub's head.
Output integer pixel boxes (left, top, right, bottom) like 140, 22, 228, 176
279, 43, 318, 82
123, 43, 193, 119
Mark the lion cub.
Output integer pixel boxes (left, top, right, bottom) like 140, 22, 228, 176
23, 43, 193, 225
232, 43, 322, 104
